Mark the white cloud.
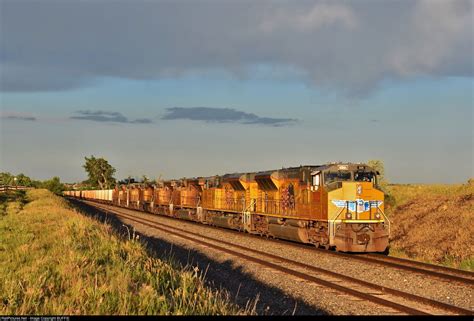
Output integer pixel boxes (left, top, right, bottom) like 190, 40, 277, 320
0, 0, 471, 95
387, 0, 473, 76
260, 3, 358, 33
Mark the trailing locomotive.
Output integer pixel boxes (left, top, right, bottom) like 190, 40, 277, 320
64, 163, 390, 253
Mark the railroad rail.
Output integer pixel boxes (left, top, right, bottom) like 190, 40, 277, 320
253, 231, 474, 286
358, 253, 473, 284
266, 234, 474, 286
76, 199, 473, 316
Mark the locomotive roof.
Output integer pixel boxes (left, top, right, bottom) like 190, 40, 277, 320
254, 165, 325, 177
221, 172, 255, 180
254, 163, 376, 178
167, 163, 375, 183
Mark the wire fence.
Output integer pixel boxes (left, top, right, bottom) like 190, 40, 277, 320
0, 185, 33, 193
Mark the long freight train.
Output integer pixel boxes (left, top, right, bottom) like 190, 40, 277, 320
64, 163, 390, 252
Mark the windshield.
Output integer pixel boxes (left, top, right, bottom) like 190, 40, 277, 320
324, 171, 352, 185
354, 171, 377, 184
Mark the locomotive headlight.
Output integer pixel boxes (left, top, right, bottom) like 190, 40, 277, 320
375, 212, 381, 219
345, 212, 352, 219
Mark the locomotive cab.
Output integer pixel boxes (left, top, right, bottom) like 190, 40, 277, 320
320, 164, 389, 253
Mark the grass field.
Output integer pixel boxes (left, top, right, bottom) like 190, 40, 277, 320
386, 183, 473, 271
0, 189, 250, 315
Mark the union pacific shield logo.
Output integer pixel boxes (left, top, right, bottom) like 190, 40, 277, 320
332, 199, 383, 212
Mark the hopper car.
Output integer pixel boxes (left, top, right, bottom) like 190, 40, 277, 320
64, 163, 390, 252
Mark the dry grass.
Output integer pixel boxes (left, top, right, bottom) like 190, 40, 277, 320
0, 189, 250, 315
387, 183, 473, 270
0, 190, 27, 217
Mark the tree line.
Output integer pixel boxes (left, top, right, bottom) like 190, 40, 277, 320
0, 156, 118, 195
2, 157, 391, 197
0, 173, 65, 195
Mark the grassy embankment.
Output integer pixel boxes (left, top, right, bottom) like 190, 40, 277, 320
386, 183, 473, 271
0, 189, 250, 315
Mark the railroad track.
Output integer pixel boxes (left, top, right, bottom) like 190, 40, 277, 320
287, 241, 474, 286
78, 200, 473, 316
358, 253, 473, 284
78, 199, 474, 286
212, 220, 474, 286
246, 236, 474, 286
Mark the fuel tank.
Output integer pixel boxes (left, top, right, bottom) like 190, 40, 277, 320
268, 223, 309, 243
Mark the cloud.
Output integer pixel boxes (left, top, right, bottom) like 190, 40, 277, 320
162, 107, 297, 127
260, 3, 358, 33
70, 110, 153, 124
0, 0, 472, 95
0, 112, 36, 121
387, 0, 473, 77
130, 118, 153, 124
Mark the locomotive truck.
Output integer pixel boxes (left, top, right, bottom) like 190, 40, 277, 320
64, 162, 389, 253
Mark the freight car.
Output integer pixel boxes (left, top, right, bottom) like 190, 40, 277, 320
64, 163, 390, 252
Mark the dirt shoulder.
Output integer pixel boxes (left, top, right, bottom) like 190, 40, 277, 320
386, 183, 473, 270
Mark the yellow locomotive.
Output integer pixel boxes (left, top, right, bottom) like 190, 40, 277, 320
64, 162, 389, 253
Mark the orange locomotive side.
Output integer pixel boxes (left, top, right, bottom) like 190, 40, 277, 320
63, 163, 389, 253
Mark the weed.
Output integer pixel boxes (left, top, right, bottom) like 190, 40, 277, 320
0, 189, 249, 315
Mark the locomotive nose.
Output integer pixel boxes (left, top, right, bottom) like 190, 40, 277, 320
356, 232, 371, 245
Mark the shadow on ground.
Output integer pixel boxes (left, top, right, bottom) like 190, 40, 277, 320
67, 199, 327, 316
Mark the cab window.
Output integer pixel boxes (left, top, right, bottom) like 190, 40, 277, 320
312, 174, 320, 186
354, 171, 375, 182
324, 171, 352, 185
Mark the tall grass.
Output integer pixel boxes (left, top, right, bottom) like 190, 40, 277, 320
0, 189, 249, 315
0, 190, 27, 217
386, 183, 472, 213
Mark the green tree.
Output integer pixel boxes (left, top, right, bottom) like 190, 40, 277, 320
0, 172, 13, 185
15, 173, 33, 186
83, 156, 116, 189
41, 177, 65, 195
367, 159, 388, 188
368, 159, 396, 210
0, 172, 35, 187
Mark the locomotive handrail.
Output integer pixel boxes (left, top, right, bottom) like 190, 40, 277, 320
332, 206, 346, 222
243, 198, 256, 213
330, 201, 391, 237
329, 207, 346, 244
378, 206, 391, 236
242, 199, 256, 232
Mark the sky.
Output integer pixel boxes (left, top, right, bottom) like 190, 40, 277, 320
0, 0, 473, 184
